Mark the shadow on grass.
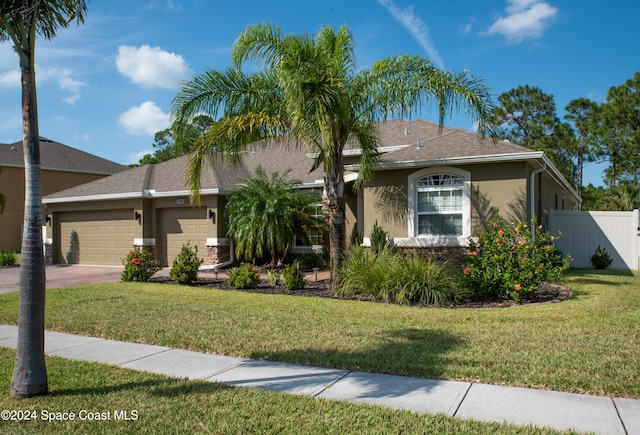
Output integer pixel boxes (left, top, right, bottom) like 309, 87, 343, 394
48, 377, 233, 399
252, 328, 464, 383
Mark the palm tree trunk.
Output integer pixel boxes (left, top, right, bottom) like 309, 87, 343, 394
325, 160, 346, 283
11, 54, 48, 398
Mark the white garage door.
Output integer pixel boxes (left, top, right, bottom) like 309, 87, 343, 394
56, 209, 135, 265
157, 207, 208, 266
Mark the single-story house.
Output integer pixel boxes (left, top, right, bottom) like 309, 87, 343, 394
0, 138, 127, 252
42, 119, 580, 267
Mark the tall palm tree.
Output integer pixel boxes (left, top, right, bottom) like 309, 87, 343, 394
225, 167, 323, 267
172, 23, 496, 280
0, 0, 88, 398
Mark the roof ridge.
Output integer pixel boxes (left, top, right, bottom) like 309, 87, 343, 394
142, 163, 154, 191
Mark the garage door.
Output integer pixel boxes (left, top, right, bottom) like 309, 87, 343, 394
56, 210, 135, 265
157, 208, 208, 266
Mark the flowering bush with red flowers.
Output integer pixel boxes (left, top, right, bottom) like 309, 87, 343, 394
282, 262, 306, 290
462, 215, 570, 303
227, 263, 261, 289
121, 248, 161, 282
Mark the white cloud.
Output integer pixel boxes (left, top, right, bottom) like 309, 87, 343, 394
37, 66, 86, 105
116, 45, 190, 89
127, 150, 154, 165
486, 0, 558, 43
377, 0, 445, 69
0, 69, 20, 88
0, 65, 86, 103
118, 101, 171, 136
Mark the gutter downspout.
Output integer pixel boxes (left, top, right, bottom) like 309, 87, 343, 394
199, 238, 235, 270
530, 163, 546, 240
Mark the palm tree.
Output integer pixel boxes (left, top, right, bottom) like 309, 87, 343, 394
225, 167, 323, 267
0, 0, 88, 398
172, 23, 496, 280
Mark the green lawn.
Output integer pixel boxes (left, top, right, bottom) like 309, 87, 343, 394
0, 269, 638, 401
0, 349, 575, 434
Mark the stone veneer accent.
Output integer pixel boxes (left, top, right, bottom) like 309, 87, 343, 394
204, 245, 231, 266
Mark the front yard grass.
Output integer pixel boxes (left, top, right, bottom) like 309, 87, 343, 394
0, 269, 638, 399
0, 349, 572, 434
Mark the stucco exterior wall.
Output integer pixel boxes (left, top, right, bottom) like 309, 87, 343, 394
361, 162, 530, 241
0, 167, 113, 251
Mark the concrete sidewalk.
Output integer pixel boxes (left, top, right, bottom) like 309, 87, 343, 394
1, 325, 637, 434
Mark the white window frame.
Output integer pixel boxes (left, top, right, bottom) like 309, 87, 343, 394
406, 167, 471, 246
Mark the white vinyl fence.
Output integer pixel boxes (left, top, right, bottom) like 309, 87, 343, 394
548, 209, 639, 270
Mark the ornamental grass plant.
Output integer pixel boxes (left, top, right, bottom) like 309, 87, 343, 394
336, 245, 456, 305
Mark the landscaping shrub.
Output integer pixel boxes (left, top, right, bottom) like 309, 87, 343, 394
267, 269, 281, 286
227, 263, 261, 289
395, 254, 458, 306
336, 245, 455, 305
369, 220, 388, 254
121, 249, 161, 282
282, 262, 306, 290
0, 250, 17, 266
170, 242, 203, 285
591, 245, 613, 269
462, 215, 569, 303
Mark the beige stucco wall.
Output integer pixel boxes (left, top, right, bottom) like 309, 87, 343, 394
361, 162, 532, 240
0, 167, 112, 251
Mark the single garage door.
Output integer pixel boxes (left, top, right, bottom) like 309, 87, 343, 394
56, 209, 135, 265
157, 207, 208, 266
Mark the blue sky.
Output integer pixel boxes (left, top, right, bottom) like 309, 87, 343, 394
1, 0, 638, 187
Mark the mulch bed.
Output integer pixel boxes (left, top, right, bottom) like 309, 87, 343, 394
149, 275, 571, 308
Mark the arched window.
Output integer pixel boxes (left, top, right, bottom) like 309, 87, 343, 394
408, 168, 470, 241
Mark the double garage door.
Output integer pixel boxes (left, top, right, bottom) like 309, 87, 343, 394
56, 210, 135, 266
55, 208, 209, 267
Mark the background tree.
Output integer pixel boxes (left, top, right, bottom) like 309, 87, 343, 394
494, 85, 575, 183
600, 72, 640, 187
580, 184, 608, 210
601, 183, 640, 211
136, 115, 214, 166
225, 167, 324, 266
0, 0, 88, 398
564, 98, 601, 203
172, 23, 496, 279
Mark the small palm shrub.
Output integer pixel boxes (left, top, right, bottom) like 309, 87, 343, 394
591, 245, 613, 269
462, 215, 569, 303
0, 250, 18, 266
121, 249, 161, 282
336, 245, 455, 305
170, 242, 203, 285
227, 263, 261, 289
282, 262, 306, 290
369, 220, 388, 254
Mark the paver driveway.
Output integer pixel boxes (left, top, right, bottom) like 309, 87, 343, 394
0, 265, 124, 294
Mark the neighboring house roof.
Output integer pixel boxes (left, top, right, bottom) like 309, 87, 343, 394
43, 119, 579, 204
0, 137, 127, 175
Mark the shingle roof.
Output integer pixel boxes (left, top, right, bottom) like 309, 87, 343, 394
43, 119, 542, 202
0, 137, 127, 175
373, 119, 533, 163
44, 143, 327, 200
